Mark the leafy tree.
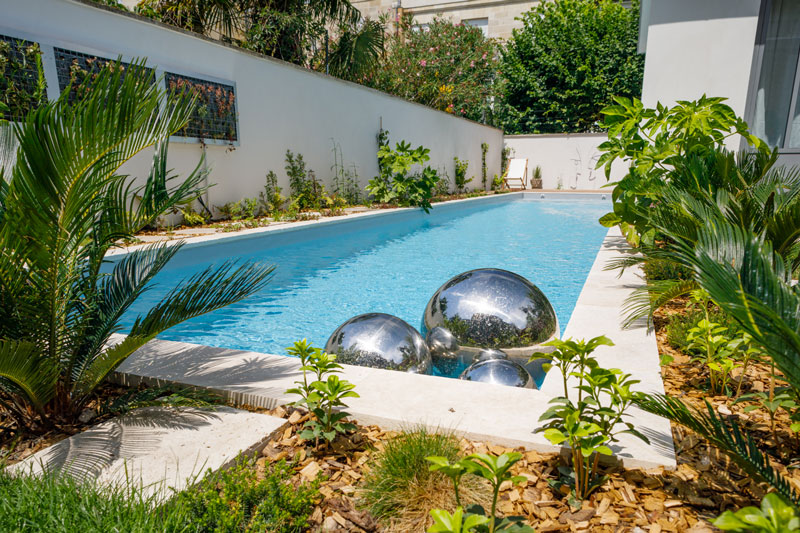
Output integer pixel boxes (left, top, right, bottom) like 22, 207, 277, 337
0, 62, 274, 432
365, 15, 500, 122
498, 0, 644, 134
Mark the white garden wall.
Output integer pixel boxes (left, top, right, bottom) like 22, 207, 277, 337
1, 0, 503, 210
503, 133, 627, 190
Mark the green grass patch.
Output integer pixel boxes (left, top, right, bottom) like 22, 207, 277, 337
359, 427, 489, 530
0, 455, 319, 533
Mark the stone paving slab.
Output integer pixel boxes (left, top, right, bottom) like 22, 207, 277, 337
12, 406, 286, 501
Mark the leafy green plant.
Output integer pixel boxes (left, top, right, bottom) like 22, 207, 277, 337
285, 339, 358, 448
179, 203, 208, 226
367, 139, 441, 212
492, 174, 504, 191
530, 336, 647, 502
736, 383, 799, 455
0, 61, 275, 433
285, 150, 325, 210
260, 170, 285, 215
686, 318, 744, 395
426, 452, 533, 533
216, 197, 260, 221
714, 493, 800, 532
429, 508, 490, 533
330, 140, 361, 205
172, 456, 320, 532
454, 157, 472, 193
596, 95, 763, 247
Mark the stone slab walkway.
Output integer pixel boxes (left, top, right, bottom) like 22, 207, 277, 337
12, 406, 286, 501
112, 225, 675, 470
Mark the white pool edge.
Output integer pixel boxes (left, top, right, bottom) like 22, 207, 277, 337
113, 223, 676, 470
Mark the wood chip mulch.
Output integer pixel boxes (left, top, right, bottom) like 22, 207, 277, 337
253, 401, 765, 533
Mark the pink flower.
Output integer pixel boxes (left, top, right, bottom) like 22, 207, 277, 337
482, 53, 487, 59
420, 59, 427, 66
470, 61, 475, 67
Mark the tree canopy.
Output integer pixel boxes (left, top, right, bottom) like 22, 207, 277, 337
498, 0, 644, 134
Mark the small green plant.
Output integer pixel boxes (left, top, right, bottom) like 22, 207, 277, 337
530, 165, 542, 187
330, 140, 361, 205
260, 170, 285, 215
426, 452, 534, 533
368, 139, 441, 212
714, 493, 799, 532
286, 150, 325, 209
453, 157, 472, 193
530, 336, 647, 503
434, 167, 452, 197
172, 456, 320, 532
285, 339, 358, 448
686, 318, 744, 395
180, 203, 208, 226
480, 143, 489, 190
491, 173, 504, 191
216, 197, 260, 221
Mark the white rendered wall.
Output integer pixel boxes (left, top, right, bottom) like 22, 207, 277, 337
639, 0, 761, 150
1, 0, 503, 210
503, 134, 627, 190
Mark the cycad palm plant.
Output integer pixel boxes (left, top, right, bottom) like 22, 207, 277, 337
614, 148, 800, 327
0, 62, 274, 432
636, 219, 800, 507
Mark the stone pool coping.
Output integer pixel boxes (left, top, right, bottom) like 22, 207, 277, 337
113, 221, 675, 470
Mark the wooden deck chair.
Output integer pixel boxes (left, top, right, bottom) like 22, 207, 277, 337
503, 158, 528, 190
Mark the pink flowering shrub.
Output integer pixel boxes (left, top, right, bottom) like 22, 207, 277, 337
362, 15, 499, 123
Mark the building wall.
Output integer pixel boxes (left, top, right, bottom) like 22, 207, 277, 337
352, 0, 539, 40
639, 0, 761, 150
504, 134, 627, 190
1, 0, 503, 211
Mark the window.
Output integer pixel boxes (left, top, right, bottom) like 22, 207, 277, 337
751, 0, 800, 149
165, 72, 238, 142
463, 18, 489, 38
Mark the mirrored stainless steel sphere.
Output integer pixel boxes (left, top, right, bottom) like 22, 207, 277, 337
459, 359, 535, 389
426, 326, 460, 360
422, 268, 558, 357
325, 313, 432, 374
474, 348, 509, 362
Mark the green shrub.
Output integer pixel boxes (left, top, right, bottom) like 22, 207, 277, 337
360, 427, 462, 521
666, 308, 741, 353
643, 259, 692, 281
0, 471, 188, 532
173, 456, 319, 533
453, 157, 472, 193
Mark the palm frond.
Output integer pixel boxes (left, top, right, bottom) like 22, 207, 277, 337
130, 260, 276, 338
0, 340, 57, 414
621, 279, 698, 329
636, 393, 800, 507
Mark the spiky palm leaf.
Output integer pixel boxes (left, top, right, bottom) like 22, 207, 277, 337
0, 61, 274, 431
636, 393, 800, 507
328, 19, 384, 80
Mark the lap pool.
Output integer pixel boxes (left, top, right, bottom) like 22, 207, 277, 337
119, 193, 610, 369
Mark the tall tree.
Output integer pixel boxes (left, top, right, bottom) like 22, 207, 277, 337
498, 0, 644, 134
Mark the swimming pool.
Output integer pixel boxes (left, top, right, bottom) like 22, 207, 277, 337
119, 194, 610, 366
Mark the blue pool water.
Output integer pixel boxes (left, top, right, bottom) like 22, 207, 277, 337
119, 195, 610, 359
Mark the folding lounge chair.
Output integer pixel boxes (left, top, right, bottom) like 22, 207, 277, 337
503, 158, 528, 190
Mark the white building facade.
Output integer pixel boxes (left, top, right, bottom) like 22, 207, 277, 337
639, 0, 800, 167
